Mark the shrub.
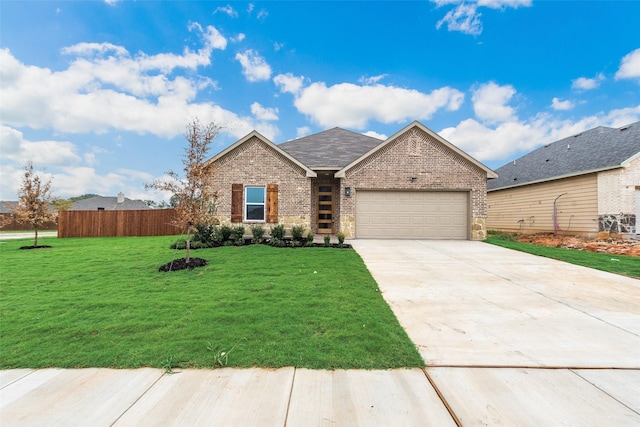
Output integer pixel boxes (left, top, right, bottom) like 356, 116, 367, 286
291, 225, 305, 241
305, 231, 315, 247
171, 238, 187, 250
270, 224, 285, 240
269, 237, 286, 247
219, 224, 233, 242
193, 223, 218, 247
232, 225, 245, 245
337, 231, 345, 248
250, 224, 265, 243
323, 234, 331, 247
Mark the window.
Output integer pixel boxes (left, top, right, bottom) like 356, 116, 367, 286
245, 186, 266, 221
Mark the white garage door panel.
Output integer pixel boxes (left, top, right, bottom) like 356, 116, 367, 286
356, 191, 468, 239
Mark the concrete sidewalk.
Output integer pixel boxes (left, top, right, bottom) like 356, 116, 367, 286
2, 240, 639, 426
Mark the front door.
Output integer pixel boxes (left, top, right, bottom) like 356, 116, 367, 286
316, 184, 334, 234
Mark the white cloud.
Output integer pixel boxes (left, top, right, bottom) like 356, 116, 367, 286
231, 33, 246, 43
274, 73, 306, 95
363, 131, 387, 140
615, 48, 640, 80
439, 104, 640, 164
250, 102, 279, 121
436, 3, 483, 36
572, 73, 605, 91
235, 49, 272, 82
256, 9, 269, 20
551, 97, 574, 111
433, 0, 531, 35
214, 5, 238, 18
296, 126, 311, 138
0, 27, 275, 142
359, 74, 387, 85
104, 0, 118, 6
0, 125, 81, 166
286, 80, 464, 129
471, 82, 516, 124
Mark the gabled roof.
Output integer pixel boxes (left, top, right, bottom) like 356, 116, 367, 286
278, 128, 384, 169
207, 130, 317, 177
70, 196, 150, 210
488, 121, 640, 191
336, 121, 498, 178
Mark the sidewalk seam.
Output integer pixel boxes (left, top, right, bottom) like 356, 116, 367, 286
109, 370, 166, 427
422, 368, 462, 427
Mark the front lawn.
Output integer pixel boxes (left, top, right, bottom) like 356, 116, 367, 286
0, 236, 423, 370
485, 232, 640, 279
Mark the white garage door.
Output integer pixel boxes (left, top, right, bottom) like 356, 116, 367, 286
356, 191, 468, 239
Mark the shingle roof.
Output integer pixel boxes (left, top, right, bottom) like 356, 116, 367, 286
488, 121, 640, 191
70, 196, 150, 210
278, 127, 384, 169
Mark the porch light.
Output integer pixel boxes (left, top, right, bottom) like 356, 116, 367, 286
345, 187, 351, 197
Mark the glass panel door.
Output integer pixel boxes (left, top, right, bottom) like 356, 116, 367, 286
316, 184, 334, 234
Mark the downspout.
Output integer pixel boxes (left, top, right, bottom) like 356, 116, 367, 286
553, 193, 567, 234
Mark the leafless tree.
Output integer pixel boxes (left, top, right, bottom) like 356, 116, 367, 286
146, 118, 221, 262
12, 162, 57, 247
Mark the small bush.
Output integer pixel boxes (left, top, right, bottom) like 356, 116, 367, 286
232, 225, 245, 245
171, 238, 187, 250
193, 223, 219, 248
219, 224, 233, 242
323, 234, 331, 247
270, 224, 285, 240
250, 224, 265, 243
291, 225, 305, 241
269, 237, 286, 247
305, 231, 315, 247
337, 232, 345, 248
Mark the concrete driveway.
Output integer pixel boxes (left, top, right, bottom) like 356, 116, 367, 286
351, 239, 640, 425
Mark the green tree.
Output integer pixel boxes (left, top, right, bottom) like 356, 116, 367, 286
146, 118, 221, 262
12, 162, 57, 247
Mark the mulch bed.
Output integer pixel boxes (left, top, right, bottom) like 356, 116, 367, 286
19, 245, 52, 250
517, 233, 640, 257
159, 258, 208, 272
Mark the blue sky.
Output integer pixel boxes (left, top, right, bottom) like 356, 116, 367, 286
1, 0, 639, 202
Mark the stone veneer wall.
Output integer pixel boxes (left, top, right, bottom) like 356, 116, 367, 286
339, 128, 489, 240
207, 136, 313, 231
597, 156, 639, 235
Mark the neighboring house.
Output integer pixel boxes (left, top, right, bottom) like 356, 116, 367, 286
487, 121, 640, 237
70, 193, 150, 210
205, 121, 497, 240
0, 201, 17, 214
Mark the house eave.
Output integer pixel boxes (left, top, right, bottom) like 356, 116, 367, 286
487, 165, 624, 192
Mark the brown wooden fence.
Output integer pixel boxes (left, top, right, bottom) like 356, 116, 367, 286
0, 213, 57, 231
57, 209, 179, 238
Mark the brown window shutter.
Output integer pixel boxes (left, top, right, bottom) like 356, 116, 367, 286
266, 184, 278, 223
231, 184, 243, 223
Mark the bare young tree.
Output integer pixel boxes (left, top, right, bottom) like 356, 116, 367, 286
12, 162, 57, 247
146, 118, 221, 263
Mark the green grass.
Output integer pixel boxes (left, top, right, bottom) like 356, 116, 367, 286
0, 235, 423, 370
485, 231, 640, 279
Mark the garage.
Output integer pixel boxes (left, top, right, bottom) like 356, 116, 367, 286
355, 191, 469, 239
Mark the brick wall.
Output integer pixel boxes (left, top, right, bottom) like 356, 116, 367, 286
207, 136, 313, 231
339, 127, 488, 239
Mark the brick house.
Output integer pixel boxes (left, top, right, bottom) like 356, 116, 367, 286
206, 121, 497, 240
487, 121, 640, 237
